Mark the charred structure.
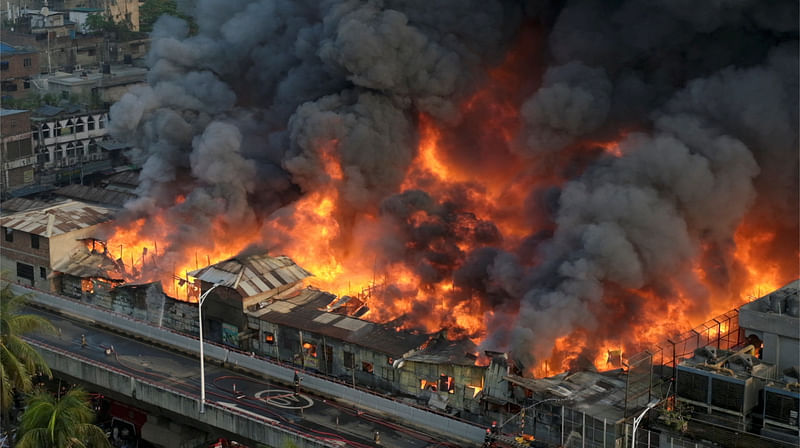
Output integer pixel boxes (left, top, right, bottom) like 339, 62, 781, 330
103, 0, 799, 375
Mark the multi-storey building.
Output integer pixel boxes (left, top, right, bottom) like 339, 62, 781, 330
0, 109, 37, 196
0, 200, 116, 291
0, 42, 40, 99
31, 106, 109, 171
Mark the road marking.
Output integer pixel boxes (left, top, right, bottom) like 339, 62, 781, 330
254, 389, 314, 409
217, 402, 280, 423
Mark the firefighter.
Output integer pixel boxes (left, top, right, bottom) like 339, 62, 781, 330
81, 334, 87, 348
294, 370, 302, 395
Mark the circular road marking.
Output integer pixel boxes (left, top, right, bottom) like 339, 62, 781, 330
254, 389, 314, 409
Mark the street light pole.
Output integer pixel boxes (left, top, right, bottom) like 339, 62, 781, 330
198, 284, 220, 414
631, 399, 660, 448
499, 397, 563, 435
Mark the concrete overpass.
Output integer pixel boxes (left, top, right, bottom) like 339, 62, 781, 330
12, 284, 486, 447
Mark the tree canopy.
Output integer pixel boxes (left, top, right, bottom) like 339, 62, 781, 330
0, 283, 54, 413
16, 387, 111, 448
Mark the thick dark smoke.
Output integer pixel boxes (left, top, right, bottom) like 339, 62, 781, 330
110, 0, 798, 372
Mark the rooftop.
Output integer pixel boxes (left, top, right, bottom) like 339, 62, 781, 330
678, 346, 777, 381
740, 280, 799, 317
0, 109, 28, 117
32, 103, 85, 118
252, 287, 430, 358
505, 369, 630, 423
0, 200, 115, 238
0, 42, 35, 56
405, 333, 479, 366
189, 253, 312, 298
54, 184, 134, 208
46, 66, 147, 88
51, 247, 124, 281
0, 197, 51, 214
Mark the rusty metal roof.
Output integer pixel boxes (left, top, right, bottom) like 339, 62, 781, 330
0, 200, 115, 238
0, 197, 52, 214
253, 288, 430, 357
55, 184, 135, 208
189, 253, 312, 298
51, 248, 125, 281
405, 334, 480, 366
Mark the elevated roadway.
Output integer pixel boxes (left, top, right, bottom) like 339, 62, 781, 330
12, 284, 485, 447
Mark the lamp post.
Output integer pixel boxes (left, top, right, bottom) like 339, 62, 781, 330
499, 397, 563, 436
198, 283, 220, 413
631, 399, 660, 448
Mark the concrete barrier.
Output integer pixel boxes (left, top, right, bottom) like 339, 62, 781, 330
29, 338, 333, 447
14, 284, 485, 445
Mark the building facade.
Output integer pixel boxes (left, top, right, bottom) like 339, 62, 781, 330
0, 200, 116, 291
32, 107, 109, 169
0, 109, 37, 196
0, 42, 40, 99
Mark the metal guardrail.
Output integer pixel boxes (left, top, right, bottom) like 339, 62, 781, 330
11, 283, 486, 445
24, 337, 334, 447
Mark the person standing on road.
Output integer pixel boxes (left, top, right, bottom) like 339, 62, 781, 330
294, 370, 302, 396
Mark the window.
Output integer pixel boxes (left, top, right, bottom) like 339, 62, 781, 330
75, 118, 85, 133
4, 227, 13, 242
98, 117, 105, 129
438, 374, 455, 393
40, 267, 46, 279
362, 361, 373, 373
87, 116, 95, 131
23, 81, 30, 89
30, 234, 39, 249
344, 351, 354, 369
0, 61, 8, 70
9, 119, 16, 129
16, 263, 34, 282
41, 124, 50, 139
264, 332, 275, 344
23, 58, 31, 67
302, 342, 317, 358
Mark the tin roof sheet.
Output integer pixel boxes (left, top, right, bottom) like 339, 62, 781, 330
55, 184, 134, 208
51, 248, 124, 280
0, 200, 115, 237
255, 288, 430, 357
189, 253, 312, 298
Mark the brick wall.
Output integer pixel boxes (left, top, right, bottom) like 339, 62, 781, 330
1, 110, 31, 136
0, 52, 39, 79
0, 227, 52, 290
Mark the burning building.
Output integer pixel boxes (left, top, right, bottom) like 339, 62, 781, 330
0, 200, 116, 291
98, 0, 798, 379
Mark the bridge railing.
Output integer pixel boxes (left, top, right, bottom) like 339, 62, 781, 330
12, 283, 486, 445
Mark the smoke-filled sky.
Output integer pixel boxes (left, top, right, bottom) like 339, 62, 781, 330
110, 0, 799, 371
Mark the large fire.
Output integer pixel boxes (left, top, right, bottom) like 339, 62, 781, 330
103, 24, 797, 378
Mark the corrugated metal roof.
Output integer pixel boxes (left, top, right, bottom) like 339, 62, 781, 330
0, 197, 51, 214
105, 170, 140, 187
0, 200, 115, 237
189, 253, 312, 298
255, 289, 430, 357
51, 248, 125, 280
405, 335, 479, 366
54, 184, 134, 208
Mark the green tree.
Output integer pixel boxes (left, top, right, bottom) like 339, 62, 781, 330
0, 283, 55, 415
139, 0, 197, 34
15, 387, 111, 448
